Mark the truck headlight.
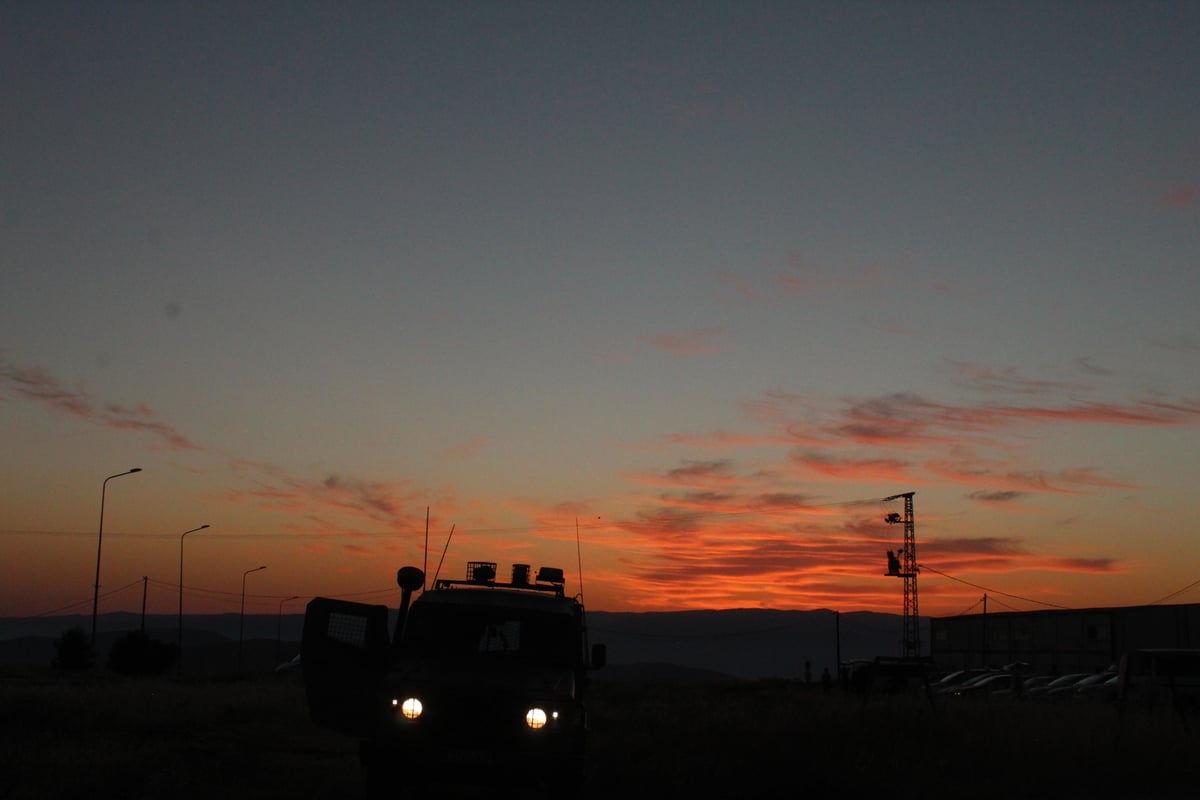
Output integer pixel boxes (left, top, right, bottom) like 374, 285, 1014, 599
391, 696, 423, 720
525, 707, 548, 729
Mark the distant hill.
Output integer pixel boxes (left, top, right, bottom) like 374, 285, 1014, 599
0, 612, 305, 675
0, 612, 305, 643
589, 608, 921, 680
0, 608, 923, 681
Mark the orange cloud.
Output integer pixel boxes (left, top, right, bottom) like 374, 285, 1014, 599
640, 327, 724, 356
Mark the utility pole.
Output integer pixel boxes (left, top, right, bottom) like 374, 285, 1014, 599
884, 491, 920, 659
834, 610, 842, 689
981, 593, 988, 666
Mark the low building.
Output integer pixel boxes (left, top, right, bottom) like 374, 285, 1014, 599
930, 603, 1200, 674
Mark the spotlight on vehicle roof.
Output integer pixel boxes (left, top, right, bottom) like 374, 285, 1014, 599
535, 566, 565, 585
397, 566, 425, 591
467, 561, 497, 583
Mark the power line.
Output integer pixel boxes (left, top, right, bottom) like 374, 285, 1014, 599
9, 578, 401, 621
988, 595, 1024, 613
1147, 574, 1200, 606
0, 523, 610, 540
17, 579, 148, 618
918, 563, 1071, 610
955, 597, 983, 616
145, 576, 398, 602
0, 498, 898, 543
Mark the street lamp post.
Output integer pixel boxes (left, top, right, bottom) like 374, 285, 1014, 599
91, 468, 142, 647
177, 524, 210, 671
238, 565, 267, 674
276, 595, 300, 665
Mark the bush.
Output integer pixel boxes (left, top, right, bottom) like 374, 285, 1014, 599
107, 631, 179, 675
53, 626, 94, 669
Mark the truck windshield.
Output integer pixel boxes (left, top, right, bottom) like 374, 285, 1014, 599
405, 602, 578, 666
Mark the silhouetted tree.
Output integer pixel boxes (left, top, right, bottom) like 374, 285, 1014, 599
53, 626, 94, 669
107, 631, 178, 675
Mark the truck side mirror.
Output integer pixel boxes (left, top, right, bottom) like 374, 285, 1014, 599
393, 566, 426, 645
591, 643, 607, 669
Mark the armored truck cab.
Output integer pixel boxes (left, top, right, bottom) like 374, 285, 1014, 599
302, 561, 605, 796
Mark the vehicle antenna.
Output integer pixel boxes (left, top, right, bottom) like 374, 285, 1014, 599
575, 517, 585, 602
432, 523, 455, 585
423, 507, 430, 591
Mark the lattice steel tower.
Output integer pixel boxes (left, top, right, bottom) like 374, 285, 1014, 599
884, 491, 920, 659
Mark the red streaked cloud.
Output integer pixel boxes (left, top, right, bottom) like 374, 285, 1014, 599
791, 451, 915, 484
575, 453, 1114, 609
0, 359, 200, 450
774, 392, 1200, 451
640, 327, 725, 356
215, 457, 443, 537
926, 461, 1086, 496
775, 258, 890, 298
949, 362, 1090, 395
1045, 558, 1120, 573
924, 537, 1027, 556
594, 493, 1125, 610
0, 362, 92, 416
965, 490, 1031, 508
447, 437, 490, 459
1149, 334, 1200, 354
232, 473, 433, 532
716, 271, 762, 303
919, 536, 1121, 577
0, 356, 1181, 613
822, 393, 980, 446
1158, 186, 1198, 207
663, 428, 809, 450
592, 369, 1193, 607
991, 399, 1200, 426
630, 459, 744, 491
1056, 468, 1138, 490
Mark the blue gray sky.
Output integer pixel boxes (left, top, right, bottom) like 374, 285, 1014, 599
3, 1, 1199, 617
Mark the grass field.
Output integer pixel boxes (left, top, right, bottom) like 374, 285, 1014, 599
3, 668, 1198, 799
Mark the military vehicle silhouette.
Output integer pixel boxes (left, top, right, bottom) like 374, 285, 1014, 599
302, 560, 605, 796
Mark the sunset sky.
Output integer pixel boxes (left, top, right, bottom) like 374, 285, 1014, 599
3, 2, 1199, 624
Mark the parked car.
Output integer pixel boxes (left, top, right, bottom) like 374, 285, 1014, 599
1073, 672, 1119, 702
1019, 675, 1056, 694
932, 668, 993, 693
948, 672, 1020, 697
1027, 672, 1090, 700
